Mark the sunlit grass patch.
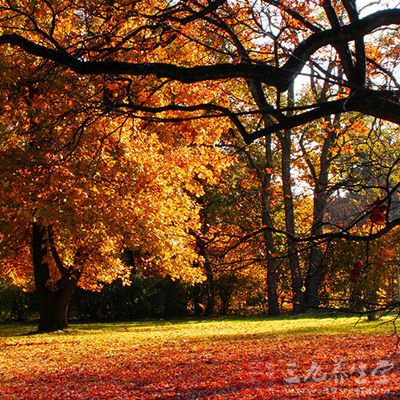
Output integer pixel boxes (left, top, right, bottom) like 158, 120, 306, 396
65, 312, 400, 337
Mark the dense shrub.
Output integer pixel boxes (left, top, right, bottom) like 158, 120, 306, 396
69, 275, 189, 321
0, 279, 33, 321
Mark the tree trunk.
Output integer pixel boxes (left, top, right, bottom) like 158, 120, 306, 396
204, 260, 215, 316
238, 51, 281, 316
305, 244, 323, 309
197, 235, 215, 316
32, 222, 80, 332
36, 279, 78, 332
280, 111, 304, 310
266, 257, 280, 315
303, 132, 336, 309
349, 284, 363, 313
301, 71, 341, 310
262, 135, 280, 316
281, 84, 304, 313
304, 192, 326, 309
194, 204, 215, 316
192, 284, 204, 316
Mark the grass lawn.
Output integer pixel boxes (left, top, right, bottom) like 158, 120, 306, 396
1, 313, 399, 399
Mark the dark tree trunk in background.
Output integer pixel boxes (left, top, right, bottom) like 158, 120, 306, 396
192, 284, 204, 316
203, 260, 215, 316
262, 135, 280, 316
304, 164, 331, 309
280, 84, 305, 313
191, 242, 215, 316
305, 243, 324, 310
265, 256, 280, 316
192, 201, 215, 316
281, 138, 305, 312
304, 180, 329, 309
303, 112, 338, 310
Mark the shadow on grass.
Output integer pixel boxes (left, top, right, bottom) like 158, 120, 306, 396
0, 311, 395, 338
0, 321, 37, 337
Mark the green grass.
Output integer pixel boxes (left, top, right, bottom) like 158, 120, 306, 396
1, 311, 397, 339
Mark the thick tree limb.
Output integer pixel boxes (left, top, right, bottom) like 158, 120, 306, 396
263, 0, 322, 33
0, 33, 281, 86
220, 216, 400, 261
160, 0, 228, 24
114, 101, 252, 141
1, 9, 400, 142
322, 0, 357, 84
1, 9, 399, 90
280, 9, 400, 90
248, 89, 400, 142
47, 225, 69, 279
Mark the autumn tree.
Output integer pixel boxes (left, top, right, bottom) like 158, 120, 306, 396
189, 152, 270, 315
0, 58, 227, 331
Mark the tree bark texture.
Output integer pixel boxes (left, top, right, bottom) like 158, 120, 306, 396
32, 222, 80, 332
